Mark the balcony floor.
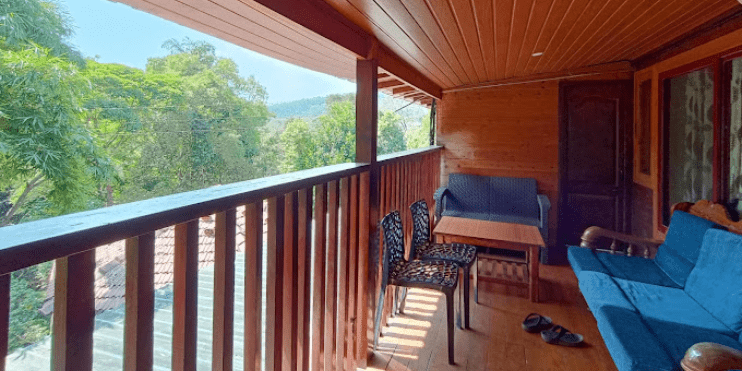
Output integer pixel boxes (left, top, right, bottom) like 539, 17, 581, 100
367, 264, 618, 371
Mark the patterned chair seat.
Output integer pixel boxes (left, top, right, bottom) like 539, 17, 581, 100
391, 259, 459, 288
413, 241, 477, 266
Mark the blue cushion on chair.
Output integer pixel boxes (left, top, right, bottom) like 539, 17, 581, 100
577, 272, 635, 313
685, 229, 742, 333
594, 306, 676, 371
614, 278, 735, 336
655, 211, 720, 286
568, 246, 610, 277
446, 174, 490, 214
568, 246, 680, 288
642, 317, 742, 364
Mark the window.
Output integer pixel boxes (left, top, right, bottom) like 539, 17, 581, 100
727, 56, 742, 214
661, 65, 716, 226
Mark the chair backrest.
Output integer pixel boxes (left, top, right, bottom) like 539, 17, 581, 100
380, 211, 407, 284
409, 199, 431, 258
446, 173, 490, 214
488, 176, 538, 217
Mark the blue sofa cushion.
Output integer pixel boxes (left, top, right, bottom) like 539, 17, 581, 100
577, 272, 635, 313
445, 174, 490, 214
643, 317, 742, 364
594, 306, 676, 371
655, 211, 720, 286
568, 246, 610, 277
568, 246, 680, 288
614, 278, 735, 336
685, 229, 742, 333
488, 176, 538, 218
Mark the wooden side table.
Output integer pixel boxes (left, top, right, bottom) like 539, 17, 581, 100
433, 216, 545, 302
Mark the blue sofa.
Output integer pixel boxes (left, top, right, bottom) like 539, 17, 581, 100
433, 173, 550, 242
569, 211, 742, 371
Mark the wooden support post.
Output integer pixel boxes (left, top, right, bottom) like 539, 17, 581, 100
245, 202, 263, 371
213, 210, 236, 371
52, 249, 96, 371
173, 220, 199, 371
125, 233, 155, 371
324, 180, 339, 371
297, 188, 313, 371
0, 274, 9, 371
266, 196, 285, 371
311, 184, 327, 371
356, 58, 378, 366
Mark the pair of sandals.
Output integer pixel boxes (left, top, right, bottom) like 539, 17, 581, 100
522, 313, 584, 347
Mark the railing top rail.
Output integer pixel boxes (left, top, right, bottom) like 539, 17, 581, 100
0, 162, 370, 275
377, 146, 442, 166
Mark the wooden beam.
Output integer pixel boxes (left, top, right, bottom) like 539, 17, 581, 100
265, 196, 285, 371
52, 250, 96, 371
443, 61, 634, 93
125, 233, 155, 371
173, 220, 199, 371
244, 202, 263, 371
213, 210, 236, 371
378, 80, 404, 89
633, 8, 742, 69
252, 0, 442, 99
311, 184, 327, 371
392, 86, 415, 95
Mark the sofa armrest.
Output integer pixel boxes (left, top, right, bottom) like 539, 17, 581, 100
580, 226, 663, 258
681, 342, 742, 371
536, 194, 550, 228
433, 186, 450, 221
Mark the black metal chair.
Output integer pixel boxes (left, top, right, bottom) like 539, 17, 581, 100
407, 199, 477, 328
374, 210, 459, 365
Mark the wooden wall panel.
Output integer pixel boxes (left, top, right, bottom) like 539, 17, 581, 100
437, 81, 560, 247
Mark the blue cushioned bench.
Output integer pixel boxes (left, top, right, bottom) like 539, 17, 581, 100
569, 204, 742, 371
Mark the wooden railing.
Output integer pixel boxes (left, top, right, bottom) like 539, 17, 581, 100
0, 146, 442, 371
375, 148, 442, 332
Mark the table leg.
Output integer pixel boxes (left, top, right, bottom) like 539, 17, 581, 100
463, 264, 470, 329
474, 254, 479, 304
529, 245, 540, 302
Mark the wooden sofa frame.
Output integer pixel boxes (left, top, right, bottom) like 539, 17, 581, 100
577, 200, 742, 371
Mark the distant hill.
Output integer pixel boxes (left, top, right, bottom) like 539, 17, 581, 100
268, 96, 326, 119
267, 93, 430, 132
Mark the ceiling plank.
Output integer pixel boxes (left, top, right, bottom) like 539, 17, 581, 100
392, 86, 416, 94
520, 0, 573, 76
633, 7, 742, 69
504, 0, 536, 78
423, 0, 480, 83
448, 0, 488, 81
512, 0, 556, 76
379, 80, 406, 89
495, 0, 516, 80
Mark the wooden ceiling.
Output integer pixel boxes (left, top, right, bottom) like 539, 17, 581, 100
114, 0, 740, 100
324, 0, 739, 89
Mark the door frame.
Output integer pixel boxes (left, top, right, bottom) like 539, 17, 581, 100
556, 80, 634, 258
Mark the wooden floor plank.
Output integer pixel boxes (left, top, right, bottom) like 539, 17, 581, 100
366, 264, 618, 371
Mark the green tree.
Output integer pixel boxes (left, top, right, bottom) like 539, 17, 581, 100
314, 100, 356, 166
280, 118, 319, 172
0, 0, 83, 64
0, 45, 113, 226
378, 110, 407, 155
406, 113, 431, 149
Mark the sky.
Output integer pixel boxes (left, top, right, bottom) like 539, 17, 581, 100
59, 0, 356, 104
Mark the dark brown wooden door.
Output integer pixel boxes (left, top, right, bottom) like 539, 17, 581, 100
556, 81, 633, 261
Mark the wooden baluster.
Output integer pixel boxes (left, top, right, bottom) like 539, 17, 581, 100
266, 196, 286, 371
609, 240, 618, 254
52, 249, 95, 371
245, 202, 263, 371
347, 175, 359, 371
325, 180, 339, 371
297, 188, 313, 371
311, 184, 327, 371
124, 233, 155, 371
336, 177, 350, 371
213, 210, 236, 371
173, 220, 199, 371
283, 192, 298, 371
627, 244, 634, 257
0, 274, 9, 371
357, 172, 371, 367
